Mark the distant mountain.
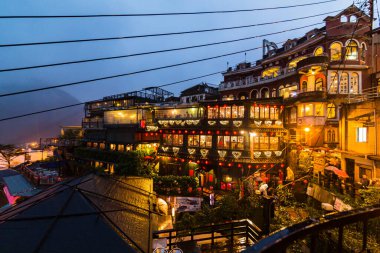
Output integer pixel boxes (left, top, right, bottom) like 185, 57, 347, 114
0, 84, 83, 145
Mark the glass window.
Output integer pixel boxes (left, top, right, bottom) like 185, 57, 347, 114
220, 106, 231, 118
260, 136, 269, 150
231, 136, 244, 150
315, 78, 323, 91
253, 136, 260, 150
330, 42, 342, 61
315, 103, 325, 116
262, 66, 280, 78
271, 88, 277, 97
250, 106, 260, 119
304, 104, 314, 116
173, 135, 184, 146
232, 105, 244, 118
279, 86, 285, 97
350, 73, 359, 94
270, 107, 279, 119
200, 135, 212, 148
330, 72, 339, 93
356, 127, 367, 142
327, 103, 336, 119
217, 136, 230, 149
301, 81, 308, 92
314, 47, 324, 56
290, 108, 297, 123
110, 144, 116, 151
188, 135, 199, 147
208, 107, 218, 119
345, 40, 359, 60
270, 137, 279, 150
340, 73, 349, 93
261, 88, 270, 98
350, 15, 357, 23
340, 15, 348, 22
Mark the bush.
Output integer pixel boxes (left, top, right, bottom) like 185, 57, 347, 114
153, 175, 198, 196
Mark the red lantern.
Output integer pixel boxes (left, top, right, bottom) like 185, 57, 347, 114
248, 165, 252, 169
256, 165, 259, 169
219, 162, 223, 166
209, 186, 214, 191
303, 180, 308, 185
270, 164, 274, 168
159, 130, 163, 133
278, 180, 283, 185
205, 161, 209, 165
178, 130, 182, 134
263, 164, 267, 168
140, 120, 146, 128
233, 131, 237, 135
188, 187, 193, 193
181, 159, 185, 162
189, 169, 194, 177
228, 163, 232, 167
196, 160, 200, 164
238, 164, 242, 168
197, 187, 202, 192
216, 131, 220, 134
145, 133, 148, 137
225, 131, 229, 135
150, 133, 154, 136
207, 131, 211, 134
209, 174, 213, 182
227, 183, 232, 190
221, 182, 226, 190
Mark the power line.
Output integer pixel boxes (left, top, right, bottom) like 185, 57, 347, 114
0, 22, 324, 73
0, 17, 363, 97
0, 10, 341, 48
0, 34, 301, 98
0, 70, 223, 122
0, 0, 336, 18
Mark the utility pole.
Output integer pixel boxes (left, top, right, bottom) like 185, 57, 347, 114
369, 0, 374, 31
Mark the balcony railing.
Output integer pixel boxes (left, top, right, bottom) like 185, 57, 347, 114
347, 86, 380, 104
244, 204, 380, 253
154, 219, 262, 252
296, 55, 329, 71
219, 68, 297, 91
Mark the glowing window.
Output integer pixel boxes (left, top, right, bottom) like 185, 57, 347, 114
262, 67, 280, 78
327, 103, 336, 119
330, 42, 342, 61
314, 47, 324, 56
329, 72, 339, 93
339, 73, 349, 93
188, 135, 200, 147
345, 40, 359, 60
315, 78, 323, 91
356, 128, 367, 143
288, 57, 307, 70
350, 73, 359, 94
301, 81, 308, 92
200, 135, 212, 148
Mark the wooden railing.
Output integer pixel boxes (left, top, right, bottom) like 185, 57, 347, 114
244, 204, 380, 253
153, 219, 262, 252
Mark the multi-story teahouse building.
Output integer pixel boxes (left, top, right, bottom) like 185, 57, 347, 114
220, 5, 372, 148
82, 5, 379, 189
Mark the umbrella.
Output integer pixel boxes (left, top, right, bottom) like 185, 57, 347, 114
325, 166, 338, 171
333, 169, 349, 178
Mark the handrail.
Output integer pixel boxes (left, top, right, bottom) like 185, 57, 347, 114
244, 204, 380, 253
154, 219, 262, 251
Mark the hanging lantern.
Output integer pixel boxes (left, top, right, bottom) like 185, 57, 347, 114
197, 187, 202, 192
207, 131, 211, 134
281, 163, 285, 168
221, 182, 226, 190
189, 169, 194, 177
188, 187, 193, 193
219, 162, 223, 166
209, 174, 213, 182
248, 165, 252, 169
303, 180, 308, 185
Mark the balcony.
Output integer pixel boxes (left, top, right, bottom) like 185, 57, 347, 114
219, 68, 297, 92
296, 55, 329, 73
297, 116, 326, 126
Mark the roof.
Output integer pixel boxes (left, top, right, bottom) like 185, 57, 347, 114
324, 4, 370, 21
0, 174, 155, 253
2, 175, 39, 197
180, 83, 218, 96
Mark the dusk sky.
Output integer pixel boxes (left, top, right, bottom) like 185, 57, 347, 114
0, 0, 370, 107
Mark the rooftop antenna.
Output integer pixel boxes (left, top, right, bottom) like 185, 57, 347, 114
227, 61, 229, 69
245, 52, 247, 62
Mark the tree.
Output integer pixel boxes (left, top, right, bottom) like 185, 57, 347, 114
0, 144, 24, 168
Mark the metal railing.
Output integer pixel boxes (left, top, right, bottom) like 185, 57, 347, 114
347, 86, 380, 104
153, 219, 262, 252
244, 204, 380, 253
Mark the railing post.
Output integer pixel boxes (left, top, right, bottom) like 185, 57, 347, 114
362, 219, 368, 251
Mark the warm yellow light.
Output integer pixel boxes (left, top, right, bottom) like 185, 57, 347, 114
249, 132, 257, 137
240, 130, 245, 134
304, 127, 311, 132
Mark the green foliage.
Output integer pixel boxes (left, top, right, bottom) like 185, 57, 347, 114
74, 147, 155, 177
276, 185, 297, 206
153, 175, 198, 196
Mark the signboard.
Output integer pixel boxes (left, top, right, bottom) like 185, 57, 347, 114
174, 197, 202, 213
314, 156, 325, 175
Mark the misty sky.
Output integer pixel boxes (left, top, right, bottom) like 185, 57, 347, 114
0, 0, 368, 106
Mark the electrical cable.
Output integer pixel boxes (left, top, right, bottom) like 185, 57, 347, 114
0, 0, 336, 18
0, 10, 341, 48
0, 22, 324, 73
